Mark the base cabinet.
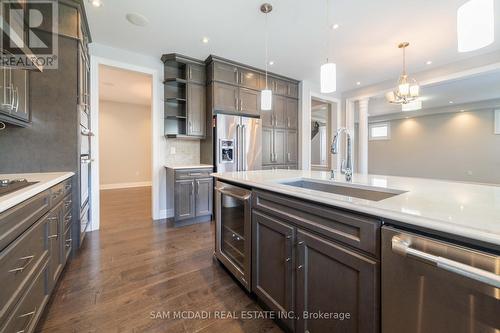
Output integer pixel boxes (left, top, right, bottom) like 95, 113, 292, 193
252, 211, 295, 331
252, 190, 380, 333
295, 230, 379, 333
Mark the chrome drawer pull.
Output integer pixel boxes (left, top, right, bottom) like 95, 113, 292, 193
64, 200, 72, 207
48, 234, 58, 239
9, 255, 35, 273
65, 239, 72, 248
16, 307, 37, 333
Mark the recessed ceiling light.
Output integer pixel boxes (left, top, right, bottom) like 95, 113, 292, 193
331, 23, 340, 30
90, 0, 102, 7
268, 60, 274, 66
426, 60, 432, 65
126, 13, 149, 27
202, 37, 209, 44
449, 101, 454, 104
356, 81, 361, 86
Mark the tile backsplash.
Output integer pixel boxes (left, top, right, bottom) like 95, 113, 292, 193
165, 139, 200, 165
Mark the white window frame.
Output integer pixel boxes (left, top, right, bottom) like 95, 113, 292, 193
369, 122, 391, 141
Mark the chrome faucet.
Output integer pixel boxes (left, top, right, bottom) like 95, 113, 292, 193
331, 127, 353, 182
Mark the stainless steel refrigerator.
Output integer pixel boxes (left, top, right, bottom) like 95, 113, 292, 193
215, 114, 262, 172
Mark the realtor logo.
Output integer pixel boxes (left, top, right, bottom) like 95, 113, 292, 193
0, 0, 59, 69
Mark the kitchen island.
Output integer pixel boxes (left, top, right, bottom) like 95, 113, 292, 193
211, 169, 500, 333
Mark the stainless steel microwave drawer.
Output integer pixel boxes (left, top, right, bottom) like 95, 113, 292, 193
253, 190, 381, 258
0, 215, 49, 325
0, 191, 50, 251
0, 262, 49, 333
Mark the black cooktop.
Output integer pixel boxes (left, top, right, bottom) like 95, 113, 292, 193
0, 179, 39, 197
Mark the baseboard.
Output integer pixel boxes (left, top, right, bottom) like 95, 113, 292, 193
100, 181, 152, 190
157, 208, 174, 220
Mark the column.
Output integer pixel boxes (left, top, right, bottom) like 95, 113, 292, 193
358, 98, 369, 175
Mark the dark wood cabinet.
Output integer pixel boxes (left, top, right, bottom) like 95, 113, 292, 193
175, 179, 196, 221
211, 61, 239, 85
167, 167, 213, 225
239, 88, 260, 116
286, 98, 298, 129
251, 190, 381, 333
273, 95, 287, 129
286, 130, 298, 164
252, 210, 295, 331
187, 83, 206, 137
195, 177, 213, 217
0, 68, 30, 126
187, 63, 206, 84
296, 230, 379, 333
47, 204, 63, 292
239, 68, 261, 90
274, 129, 286, 165
212, 82, 238, 113
262, 127, 274, 165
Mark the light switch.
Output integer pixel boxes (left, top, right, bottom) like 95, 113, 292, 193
170, 147, 176, 155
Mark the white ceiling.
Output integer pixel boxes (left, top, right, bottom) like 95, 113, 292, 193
99, 65, 152, 105
368, 70, 500, 116
85, 0, 500, 93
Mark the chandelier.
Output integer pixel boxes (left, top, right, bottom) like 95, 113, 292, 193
386, 42, 420, 105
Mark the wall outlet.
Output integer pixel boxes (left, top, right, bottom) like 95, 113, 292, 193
170, 147, 176, 155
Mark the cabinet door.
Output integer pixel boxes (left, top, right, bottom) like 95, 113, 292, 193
288, 83, 299, 98
261, 109, 273, 128
9, 70, 29, 122
272, 78, 289, 96
187, 83, 206, 137
48, 206, 63, 292
262, 127, 274, 165
252, 210, 295, 331
239, 88, 260, 116
212, 82, 238, 113
286, 130, 298, 164
175, 180, 195, 221
187, 63, 206, 84
273, 95, 287, 128
212, 61, 239, 85
286, 98, 298, 129
296, 230, 379, 333
239, 69, 260, 90
273, 129, 286, 165
195, 177, 213, 217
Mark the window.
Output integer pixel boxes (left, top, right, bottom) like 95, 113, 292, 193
369, 122, 390, 140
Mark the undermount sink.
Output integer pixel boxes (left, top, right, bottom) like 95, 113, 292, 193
279, 179, 406, 201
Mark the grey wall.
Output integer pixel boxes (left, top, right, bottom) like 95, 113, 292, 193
368, 109, 500, 184
0, 36, 78, 174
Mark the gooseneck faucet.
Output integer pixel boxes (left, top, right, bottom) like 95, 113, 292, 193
331, 127, 353, 182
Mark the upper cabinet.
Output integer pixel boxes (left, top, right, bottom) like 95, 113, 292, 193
162, 53, 206, 139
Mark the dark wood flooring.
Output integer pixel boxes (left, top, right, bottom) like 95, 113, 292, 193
36, 187, 282, 333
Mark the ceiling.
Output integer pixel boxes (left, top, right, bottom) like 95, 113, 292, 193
85, 0, 500, 93
368, 70, 500, 116
99, 65, 152, 105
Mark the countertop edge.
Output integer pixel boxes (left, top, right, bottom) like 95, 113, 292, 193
212, 174, 500, 249
0, 172, 74, 214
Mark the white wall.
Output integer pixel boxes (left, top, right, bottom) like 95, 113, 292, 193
99, 101, 152, 189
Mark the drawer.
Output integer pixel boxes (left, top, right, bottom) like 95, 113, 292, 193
0, 215, 49, 324
62, 194, 72, 217
0, 262, 49, 333
253, 190, 381, 257
175, 168, 212, 180
0, 191, 50, 251
50, 178, 72, 205
63, 209, 73, 233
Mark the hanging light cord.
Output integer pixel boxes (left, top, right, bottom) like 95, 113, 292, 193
325, 0, 330, 63
265, 12, 269, 89
402, 46, 406, 76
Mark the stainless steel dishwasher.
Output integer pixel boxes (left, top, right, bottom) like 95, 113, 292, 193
382, 226, 500, 333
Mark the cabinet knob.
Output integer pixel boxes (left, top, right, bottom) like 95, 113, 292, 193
286, 235, 292, 239
285, 258, 291, 262
298, 241, 304, 245
297, 265, 303, 270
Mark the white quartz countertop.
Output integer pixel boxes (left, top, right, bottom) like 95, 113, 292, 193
0, 172, 74, 214
165, 164, 213, 170
211, 170, 500, 248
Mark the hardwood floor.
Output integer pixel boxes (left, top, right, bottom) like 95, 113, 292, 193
36, 187, 282, 333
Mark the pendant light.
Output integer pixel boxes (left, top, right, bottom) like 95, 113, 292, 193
260, 3, 273, 111
385, 42, 420, 105
320, 0, 336, 93
457, 0, 494, 52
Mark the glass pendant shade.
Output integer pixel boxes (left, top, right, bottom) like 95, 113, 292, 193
320, 62, 337, 93
409, 85, 420, 97
457, 0, 494, 52
261, 89, 272, 110
398, 82, 410, 96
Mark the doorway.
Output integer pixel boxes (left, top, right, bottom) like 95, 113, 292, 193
98, 65, 153, 229
310, 98, 337, 171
